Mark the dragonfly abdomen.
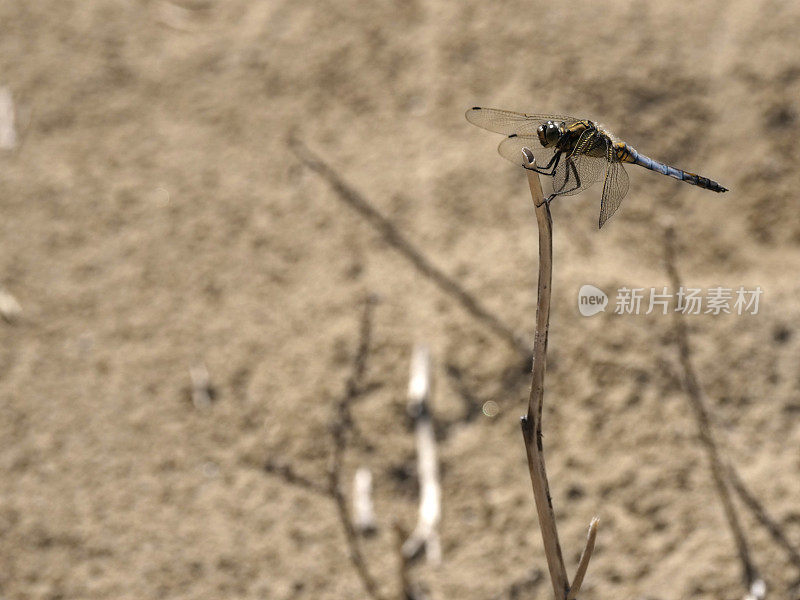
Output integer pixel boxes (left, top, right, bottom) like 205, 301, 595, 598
626, 146, 728, 193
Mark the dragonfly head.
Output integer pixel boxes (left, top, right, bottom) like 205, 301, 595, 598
537, 120, 563, 148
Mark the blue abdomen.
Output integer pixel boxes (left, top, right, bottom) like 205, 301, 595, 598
628, 147, 727, 193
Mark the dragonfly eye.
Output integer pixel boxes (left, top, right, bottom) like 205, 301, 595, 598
537, 123, 558, 147
537, 122, 560, 147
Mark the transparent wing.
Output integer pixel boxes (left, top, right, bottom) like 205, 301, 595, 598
497, 134, 557, 168
598, 161, 630, 228
552, 154, 608, 196
551, 130, 608, 196
466, 107, 579, 136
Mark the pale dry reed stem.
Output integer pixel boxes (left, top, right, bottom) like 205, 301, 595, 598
519, 162, 569, 600
353, 467, 377, 535
402, 344, 442, 565
567, 517, 599, 600
0, 286, 22, 323
189, 362, 213, 409
520, 156, 598, 600
0, 87, 17, 151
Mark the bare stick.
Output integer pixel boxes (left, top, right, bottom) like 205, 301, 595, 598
402, 344, 442, 565
0, 87, 17, 151
328, 296, 387, 600
189, 362, 213, 409
663, 225, 759, 590
567, 517, 599, 600
353, 467, 378, 535
519, 160, 570, 600
0, 286, 22, 323
726, 465, 800, 572
289, 137, 529, 357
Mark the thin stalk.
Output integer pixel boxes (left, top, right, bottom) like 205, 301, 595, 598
520, 165, 569, 600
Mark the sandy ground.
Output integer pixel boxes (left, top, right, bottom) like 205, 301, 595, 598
1, 1, 799, 599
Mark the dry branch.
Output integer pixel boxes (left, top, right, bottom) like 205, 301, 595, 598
189, 363, 213, 409
663, 225, 760, 593
0, 87, 17, 151
402, 344, 442, 565
288, 137, 529, 357
519, 164, 569, 600
353, 467, 378, 535
328, 295, 387, 600
519, 158, 598, 600
725, 465, 800, 573
0, 286, 22, 323
567, 517, 598, 600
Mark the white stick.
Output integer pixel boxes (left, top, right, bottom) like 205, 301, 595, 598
189, 363, 213, 409
0, 87, 17, 151
353, 467, 377, 535
402, 344, 442, 565
0, 287, 22, 323
744, 578, 766, 600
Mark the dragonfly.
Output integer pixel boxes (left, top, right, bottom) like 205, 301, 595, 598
466, 107, 727, 228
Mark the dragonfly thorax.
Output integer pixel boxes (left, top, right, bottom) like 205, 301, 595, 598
537, 120, 564, 148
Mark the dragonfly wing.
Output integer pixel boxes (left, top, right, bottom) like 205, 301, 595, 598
550, 129, 607, 196
599, 161, 630, 228
497, 135, 556, 168
466, 107, 578, 136
552, 154, 607, 197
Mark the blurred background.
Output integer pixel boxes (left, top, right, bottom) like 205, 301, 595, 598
1, 1, 799, 599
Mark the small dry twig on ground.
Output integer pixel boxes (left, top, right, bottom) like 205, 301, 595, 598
0, 286, 22, 323
0, 87, 17, 151
288, 137, 529, 357
189, 362, 214, 409
353, 467, 378, 535
519, 157, 598, 600
394, 522, 428, 600
327, 295, 387, 600
725, 465, 800, 577
264, 296, 437, 599
402, 344, 442, 565
663, 224, 762, 595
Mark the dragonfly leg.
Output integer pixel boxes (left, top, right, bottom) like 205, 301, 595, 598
525, 151, 560, 176
554, 160, 582, 196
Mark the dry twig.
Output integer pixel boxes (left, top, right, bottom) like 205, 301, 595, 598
266, 296, 384, 598
0, 286, 22, 323
353, 467, 378, 535
725, 465, 800, 574
519, 158, 598, 600
402, 344, 442, 565
288, 137, 529, 357
189, 362, 214, 409
663, 225, 761, 594
327, 295, 387, 600
0, 87, 17, 151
